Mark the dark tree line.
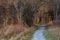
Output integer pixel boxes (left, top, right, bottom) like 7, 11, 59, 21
22, 3, 34, 27
0, 0, 60, 27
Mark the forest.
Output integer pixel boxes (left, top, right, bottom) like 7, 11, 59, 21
0, 0, 60, 27
0, 0, 60, 40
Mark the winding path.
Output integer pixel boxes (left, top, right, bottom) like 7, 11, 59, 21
32, 25, 46, 40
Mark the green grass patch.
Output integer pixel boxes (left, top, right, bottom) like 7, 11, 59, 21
43, 26, 60, 40
43, 29, 56, 40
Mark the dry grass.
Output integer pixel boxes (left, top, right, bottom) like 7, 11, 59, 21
9, 26, 38, 40
0, 24, 27, 39
0, 25, 38, 40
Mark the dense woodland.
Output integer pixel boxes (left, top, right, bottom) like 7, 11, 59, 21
0, 0, 60, 27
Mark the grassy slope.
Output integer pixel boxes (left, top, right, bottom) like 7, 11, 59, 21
43, 26, 60, 40
8, 26, 38, 40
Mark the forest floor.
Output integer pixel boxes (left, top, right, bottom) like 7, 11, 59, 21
0, 24, 27, 40
0, 25, 38, 40
44, 25, 60, 40
0, 22, 60, 40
